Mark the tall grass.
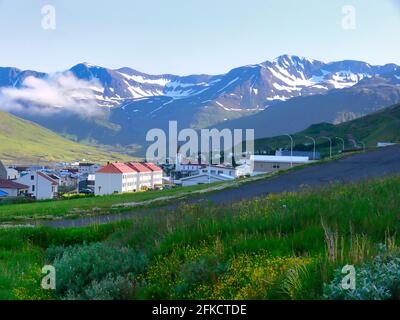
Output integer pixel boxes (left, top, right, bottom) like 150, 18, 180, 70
1, 175, 399, 299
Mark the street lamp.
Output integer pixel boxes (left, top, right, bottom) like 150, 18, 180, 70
321, 136, 332, 159
348, 138, 358, 149
349, 139, 366, 151
305, 136, 316, 160
335, 137, 345, 152
285, 134, 294, 167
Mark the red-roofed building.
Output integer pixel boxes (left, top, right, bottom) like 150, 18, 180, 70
97, 163, 136, 174
95, 162, 163, 196
142, 163, 163, 187
127, 162, 151, 173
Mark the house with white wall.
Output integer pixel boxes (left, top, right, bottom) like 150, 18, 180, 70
180, 173, 234, 187
143, 163, 163, 188
95, 162, 164, 196
95, 163, 137, 196
6, 168, 20, 180
250, 155, 310, 175
78, 163, 102, 175
16, 171, 59, 200
0, 179, 29, 197
126, 162, 153, 191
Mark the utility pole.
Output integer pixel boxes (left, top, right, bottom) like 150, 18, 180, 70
208, 144, 211, 184
305, 136, 316, 160
321, 136, 332, 159
285, 134, 294, 167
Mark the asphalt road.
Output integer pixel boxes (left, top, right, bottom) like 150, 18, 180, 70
38, 145, 400, 228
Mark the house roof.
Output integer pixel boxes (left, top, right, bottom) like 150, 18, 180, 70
0, 179, 29, 190
181, 161, 205, 167
47, 174, 60, 181
180, 173, 233, 182
127, 162, 151, 173
97, 163, 136, 174
37, 172, 59, 186
142, 163, 162, 172
79, 163, 95, 167
251, 155, 310, 164
209, 164, 235, 170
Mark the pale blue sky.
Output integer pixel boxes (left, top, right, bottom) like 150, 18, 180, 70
0, 0, 399, 74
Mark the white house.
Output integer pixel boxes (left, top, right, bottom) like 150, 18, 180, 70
16, 171, 59, 200
78, 163, 102, 175
0, 179, 29, 197
377, 142, 396, 148
199, 165, 240, 178
250, 155, 310, 174
95, 163, 137, 195
95, 162, 163, 196
6, 168, 20, 180
143, 163, 163, 188
126, 162, 153, 191
180, 173, 234, 187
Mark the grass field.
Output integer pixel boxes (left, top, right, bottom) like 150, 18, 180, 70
1, 174, 399, 300
0, 182, 232, 222
0, 111, 131, 164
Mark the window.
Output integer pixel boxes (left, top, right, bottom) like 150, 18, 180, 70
31, 175, 34, 180
32, 185, 35, 192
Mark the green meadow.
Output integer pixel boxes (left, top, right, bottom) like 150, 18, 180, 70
1, 175, 399, 300
0, 183, 230, 222
0, 111, 131, 164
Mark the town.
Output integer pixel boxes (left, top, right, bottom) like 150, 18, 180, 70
0, 148, 319, 202
2, 138, 396, 202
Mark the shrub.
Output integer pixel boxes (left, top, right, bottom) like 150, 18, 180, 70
324, 246, 400, 300
53, 242, 147, 299
66, 274, 136, 300
46, 245, 66, 262
0, 197, 35, 205
174, 254, 226, 297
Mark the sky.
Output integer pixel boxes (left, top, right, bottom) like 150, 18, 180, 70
0, 0, 399, 75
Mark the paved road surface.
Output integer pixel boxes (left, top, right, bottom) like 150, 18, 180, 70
38, 145, 400, 228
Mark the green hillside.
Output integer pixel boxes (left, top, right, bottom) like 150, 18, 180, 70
254, 103, 400, 156
0, 111, 132, 164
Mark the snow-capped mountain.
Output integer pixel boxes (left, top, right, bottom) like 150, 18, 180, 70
1, 55, 399, 112
65, 55, 400, 111
1, 55, 400, 153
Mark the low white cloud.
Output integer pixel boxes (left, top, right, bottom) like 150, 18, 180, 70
0, 72, 104, 117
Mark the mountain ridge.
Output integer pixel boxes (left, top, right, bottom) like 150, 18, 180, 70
1, 54, 400, 154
